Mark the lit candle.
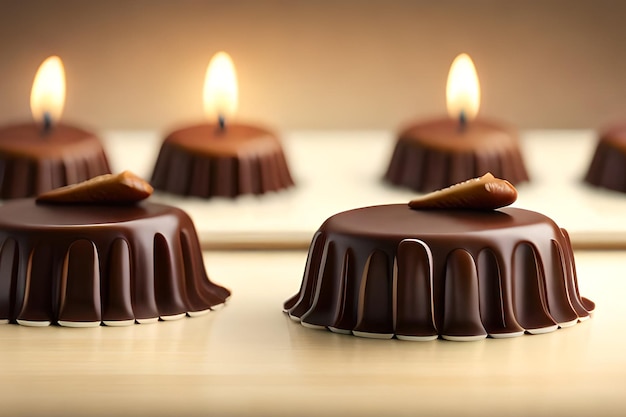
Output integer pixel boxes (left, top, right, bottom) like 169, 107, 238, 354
385, 53, 529, 193
0, 56, 110, 199
30, 56, 66, 133
203, 51, 238, 131
151, 51, 294, 198
446, 53, 480, 130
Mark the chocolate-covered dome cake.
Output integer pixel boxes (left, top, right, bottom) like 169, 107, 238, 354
384, 118, 529, 193
284, 174, 593, 341
0, 172, 230, 327
150, 123, 294, 198
0, 123, 111, 199
585, 124, 626, 192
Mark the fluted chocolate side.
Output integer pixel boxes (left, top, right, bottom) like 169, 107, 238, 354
151, 123, 294, 198
585, 127, 626, 192
384, 119, 529, 193
0, 123, 111, 199
0, 200, 230, 327
284, 205, 594, 341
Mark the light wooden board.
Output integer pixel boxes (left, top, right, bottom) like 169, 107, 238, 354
0, 250, 623, 417
103, 129, 626, 249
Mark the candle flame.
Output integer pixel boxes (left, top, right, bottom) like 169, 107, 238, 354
446, 53, 480, 122
30, 56, 66, 126
203, 51, 238, 123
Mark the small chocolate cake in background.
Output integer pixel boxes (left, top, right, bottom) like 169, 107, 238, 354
585, 124, 626, 192
285, 174, 594, 341
384, 118, 529, 193
0, 123, 111, 199
0, 172, 230, 327
150, 123, 294, 198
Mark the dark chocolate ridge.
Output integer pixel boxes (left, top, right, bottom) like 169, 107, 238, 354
103, 238, 134, 322
441, 249, 487, 340
58, 239, 102, 323
477, 248, 524, 336
353, 250, 394, 336
394, 240, 437, 339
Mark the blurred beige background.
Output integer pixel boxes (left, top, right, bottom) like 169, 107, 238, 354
1, 0, 625, 133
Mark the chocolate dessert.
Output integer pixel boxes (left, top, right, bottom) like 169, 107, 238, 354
285, 174, 593, 341
585, 125, 626, 192
0, 123, 111, 199
0, 172, 230, 327
150, 123, 294, 198
384, 118, 529, 193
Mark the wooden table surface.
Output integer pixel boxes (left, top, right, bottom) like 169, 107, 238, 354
0, 250, 624, 417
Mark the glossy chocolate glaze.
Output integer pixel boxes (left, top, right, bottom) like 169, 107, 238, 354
384, 118, 529, 193
284, 204, 594, 341
151, 123, 294, 198
0, 199, 230, 326
0, 123, 111, 199
585, 125, 626, 192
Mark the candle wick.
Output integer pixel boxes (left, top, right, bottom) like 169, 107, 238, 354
42, 111, 53, 135
218, 114, 226, 132
458, 110, 467, 132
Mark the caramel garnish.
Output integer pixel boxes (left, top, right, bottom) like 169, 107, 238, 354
36, 171, 153, 205
408, 172, 517, 210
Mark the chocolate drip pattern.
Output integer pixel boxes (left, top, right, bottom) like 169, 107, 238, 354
0, 200, 230, 327
394, 240, 437, 340
284, 205, 594, 341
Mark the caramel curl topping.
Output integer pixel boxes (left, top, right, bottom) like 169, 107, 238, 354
408, 172, 517, 210
36, 171, 153, 205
